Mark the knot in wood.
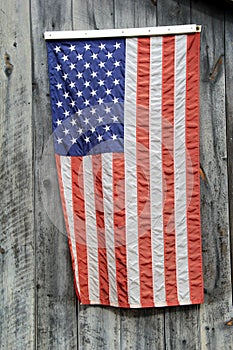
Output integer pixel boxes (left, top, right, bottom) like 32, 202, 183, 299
0, 246, 5, 254
4, 52, 14, 77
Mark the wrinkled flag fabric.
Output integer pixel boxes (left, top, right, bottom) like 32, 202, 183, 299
46, 32, 204, 308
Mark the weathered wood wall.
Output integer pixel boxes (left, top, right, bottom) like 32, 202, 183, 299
1, 0, 233, 349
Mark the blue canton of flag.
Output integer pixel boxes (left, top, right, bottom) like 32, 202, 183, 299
47, 39, 125, 156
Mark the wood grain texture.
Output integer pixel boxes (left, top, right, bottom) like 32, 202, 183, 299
156, 2, 202, 349
120, 308, 165, 350
72, 3, 122, 349
114, 0, 157, 28
0, 1, 35, 349
114, 2, 165, 350
73, 0, 114, 30
191, 1, 233, 349
78, 306, 121, 349
164, 306, 201, 350
1, 0, 233, 349
30, 0, 78, 349
157, 0, 191, 25
225, 9, 233, 307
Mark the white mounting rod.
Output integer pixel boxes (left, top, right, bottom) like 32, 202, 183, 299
44, 24, 201, 40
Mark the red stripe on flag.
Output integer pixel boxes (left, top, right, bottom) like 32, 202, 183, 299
71, 156, 90, 304
55, 155, 81, 301
113, 153, 129, 307
92, 155, 110, 305
136, 37, 154, 307
162, 36, 179, 306
186, 33, 204, 304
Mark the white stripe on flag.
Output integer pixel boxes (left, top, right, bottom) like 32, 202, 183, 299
83, 155, 100, 303
102, 153, 118, 306
149, 36, 166, 306
174, 35, 190, 303
124, 37, 140, 306
60, 156, 80, 296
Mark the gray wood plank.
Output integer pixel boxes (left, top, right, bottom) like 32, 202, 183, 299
72, 2, 122, 349
191, 1, 233, 349
1, 1, 233, 350
30, 1, 78, 349
113, 2, 165, 350
155, 2, 202, 349
164, 306, 201, 350
73, 0, 114, 30
79, 306, 121, 350
0, 1, 35, 349
114, 0, 157, 28
225, 9, 233, 307
120, 308, 165, 350
157, 0, 191, 25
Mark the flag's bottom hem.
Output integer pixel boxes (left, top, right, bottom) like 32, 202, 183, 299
79, 298, 204, 308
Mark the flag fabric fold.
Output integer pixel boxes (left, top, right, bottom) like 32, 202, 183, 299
46, 31, 204, 308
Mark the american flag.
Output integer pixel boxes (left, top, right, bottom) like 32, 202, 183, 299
46, 32, 203, 308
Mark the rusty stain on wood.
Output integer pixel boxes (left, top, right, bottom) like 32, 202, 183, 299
225, 318, 233, 326
200, 165, 208, 183
209, 54, 224, 81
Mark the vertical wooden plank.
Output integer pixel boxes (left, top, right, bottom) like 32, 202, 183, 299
79, 306, 121, 349
157, 0, 191, 25
72, 2, 162, 349
114, 0, 157, 28
191, 2, 233, 349
113, 1, 165, 349
156, 2, 202, 349
225, 8, 233, 305
119, 308, 164, 350
163, 306, 201, 349
72, 2, 122, 349
30, 1, 78, 348
74, 0, 114, 30
0, 1, 35, 349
